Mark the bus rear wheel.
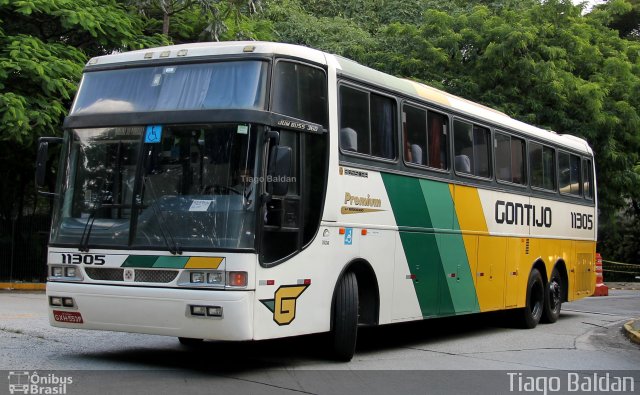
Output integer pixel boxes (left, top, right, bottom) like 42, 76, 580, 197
542, 267, 562, 323
330, 271, 359, 362
515, 268, 544, 329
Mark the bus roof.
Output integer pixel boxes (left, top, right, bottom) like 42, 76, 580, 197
86, 41, 592, 155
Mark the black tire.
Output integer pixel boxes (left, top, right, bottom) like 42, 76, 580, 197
542, 267, 562, 323
330, 271, 359, 362
515, 268, 545, 329
178, 337, 203, 346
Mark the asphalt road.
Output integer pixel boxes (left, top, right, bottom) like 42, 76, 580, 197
0, 290, 638, 394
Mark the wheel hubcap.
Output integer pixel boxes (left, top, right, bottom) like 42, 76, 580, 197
530, 282, 543, 318
549, 280, 561, 310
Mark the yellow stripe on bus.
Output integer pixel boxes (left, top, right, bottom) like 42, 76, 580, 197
185, 257, 224, 269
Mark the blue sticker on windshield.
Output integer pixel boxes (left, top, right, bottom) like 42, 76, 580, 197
145, 125, 163, 143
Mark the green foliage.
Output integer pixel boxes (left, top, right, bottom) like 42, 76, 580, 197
128, 0, 270, 42
0, 0, 167, 220
264, 0, 375, 60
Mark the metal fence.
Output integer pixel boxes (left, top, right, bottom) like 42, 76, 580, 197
0, 215, 51, 283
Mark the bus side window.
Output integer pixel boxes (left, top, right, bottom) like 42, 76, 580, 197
339, 85, 396, 160
403, 105, 427, 165
530, 142, 556, 191
339, 86, 369, 154
427, 110, 448, 170
403, 105, 448, 170
495, 132, 525, 185
559, 151, 581, 196
583, 159, 593, 199
454, 120, 490, 178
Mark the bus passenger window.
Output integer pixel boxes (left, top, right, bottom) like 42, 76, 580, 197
495, 132, 525, 185
427, 110, 448, 169
339, 86, 369, 155
583, 159, 593, 199
339, 86, 396, 160
403, 105, 427, 165
559, 152, 582, 195
530, 142, 556, 191
370, 93, 395, 159
454, 120, 490, 177
403, 106, 448, 169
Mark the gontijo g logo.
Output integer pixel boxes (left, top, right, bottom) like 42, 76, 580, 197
260, 284, 309, 325
8, 371, 73, 394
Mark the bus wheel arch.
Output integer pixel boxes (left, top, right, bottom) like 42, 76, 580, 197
331, 259, 380, 328
328, 259, 380, 361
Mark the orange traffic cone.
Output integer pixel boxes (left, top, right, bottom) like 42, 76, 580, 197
593, 253, 608, 296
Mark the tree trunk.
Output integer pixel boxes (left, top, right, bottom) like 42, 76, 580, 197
163, 12, 170, 36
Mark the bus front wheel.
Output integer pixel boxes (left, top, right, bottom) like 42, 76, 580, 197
515, 268, 544, 329
330, 271, 359, 362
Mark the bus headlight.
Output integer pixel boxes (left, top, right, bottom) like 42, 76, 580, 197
65, 267, 76, 277
52, 267, 63, 277
207, 272, 224, 285
178, 270, 232, 288
190, 272, 205, 283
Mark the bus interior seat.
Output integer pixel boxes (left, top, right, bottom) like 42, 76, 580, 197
455, 155, 471, 173
498, 167, 511, 181
410, 144, 423, 165
340, 128, 358, 151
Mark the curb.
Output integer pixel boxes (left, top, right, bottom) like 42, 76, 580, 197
0, 282, 46, 291
623, 319, 640, 345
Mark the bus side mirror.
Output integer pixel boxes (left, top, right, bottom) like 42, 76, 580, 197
267, 145, 292, 196
35, 137, 63, 193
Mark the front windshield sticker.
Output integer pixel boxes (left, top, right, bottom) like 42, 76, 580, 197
188, 200, 213, 212
237, 125, 248, 135
144, 125, 163, 143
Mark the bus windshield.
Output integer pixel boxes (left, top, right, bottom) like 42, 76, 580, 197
70, 61, 268, 114
50, 124, 259, 251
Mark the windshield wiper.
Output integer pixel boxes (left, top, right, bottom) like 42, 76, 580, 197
142, 175, 182, 255
78, 178, 108, 252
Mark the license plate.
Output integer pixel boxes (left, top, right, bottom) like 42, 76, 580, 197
53, 310, 84, 324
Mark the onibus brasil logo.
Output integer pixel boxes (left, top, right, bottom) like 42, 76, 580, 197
8, 371, 73, 394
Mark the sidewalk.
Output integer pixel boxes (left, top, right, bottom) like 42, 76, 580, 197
624, 319, 640, 345
607, 282, 640, 291
0, 282, 46, 290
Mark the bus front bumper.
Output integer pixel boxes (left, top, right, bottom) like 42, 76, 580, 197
46, 282, 254, 341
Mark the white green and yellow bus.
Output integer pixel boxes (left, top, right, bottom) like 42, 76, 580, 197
37, 42, 596, 361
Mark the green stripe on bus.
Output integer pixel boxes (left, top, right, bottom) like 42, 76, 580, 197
420, 179, 479, 314
153, 256, 190, 268
381, 173, 479, 317
121, 255, 158, 268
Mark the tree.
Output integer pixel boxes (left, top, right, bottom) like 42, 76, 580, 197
0, 0, 167, 220
128, 0, 269, 42
263, 0, 375, 61
594, 0, 640, 39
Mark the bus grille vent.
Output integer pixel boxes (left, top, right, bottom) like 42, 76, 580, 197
525, 238, 530, 255
84, 268, 178, 283
135, 270, 179, 283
